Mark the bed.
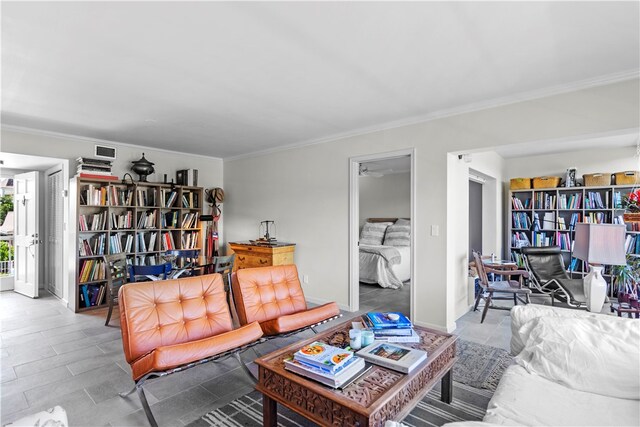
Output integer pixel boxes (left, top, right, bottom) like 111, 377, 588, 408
359, 218, 411, 289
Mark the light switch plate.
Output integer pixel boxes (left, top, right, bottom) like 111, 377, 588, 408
431, 225, 439, 236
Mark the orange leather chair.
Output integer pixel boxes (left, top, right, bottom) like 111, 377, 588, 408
118, 273, 263, 427
231, 265, 341, 336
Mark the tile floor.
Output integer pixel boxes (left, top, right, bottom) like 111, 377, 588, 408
0, 286, 609, 426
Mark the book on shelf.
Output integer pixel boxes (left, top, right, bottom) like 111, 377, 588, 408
78, 173, 119, 181
542, 212, 555, 231
283, 355, 366, 389
365, 312, 412, 329
356, 342, 427, 374
294, 342, 354, 374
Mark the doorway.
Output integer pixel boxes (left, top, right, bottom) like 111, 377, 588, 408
349, 148, 416, 317
468, 179, 483, 260
0, 153, 69, 303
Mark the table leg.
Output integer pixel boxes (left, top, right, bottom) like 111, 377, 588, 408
263, 394, 277, 427
441, 369, 453, 404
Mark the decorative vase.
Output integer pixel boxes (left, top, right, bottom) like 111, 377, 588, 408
131, 153, 155, 182
584, 265, 607, 312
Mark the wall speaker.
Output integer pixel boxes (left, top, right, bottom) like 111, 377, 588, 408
95, 145, 117, 160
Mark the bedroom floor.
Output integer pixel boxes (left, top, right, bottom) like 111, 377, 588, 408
359, 281, 410, 315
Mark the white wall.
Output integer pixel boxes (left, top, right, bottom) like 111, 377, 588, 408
0, 128, 223, 309
224, 78, 640, 332
447, 152, 506, 319
359, 172, 410, 228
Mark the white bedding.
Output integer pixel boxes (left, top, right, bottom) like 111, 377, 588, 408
359, 245, 410, 289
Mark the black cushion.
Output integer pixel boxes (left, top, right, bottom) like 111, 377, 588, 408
521, 246, 570, 281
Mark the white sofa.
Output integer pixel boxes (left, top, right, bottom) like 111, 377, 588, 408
446, 305, 640, 427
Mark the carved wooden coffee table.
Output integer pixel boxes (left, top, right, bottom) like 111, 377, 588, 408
255, 319, 457, 427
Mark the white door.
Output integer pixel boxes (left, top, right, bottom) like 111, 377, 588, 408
14, 171, 40, 298
45, 167, 63, 298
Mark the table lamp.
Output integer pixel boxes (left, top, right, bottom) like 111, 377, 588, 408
573, 223, 627, 312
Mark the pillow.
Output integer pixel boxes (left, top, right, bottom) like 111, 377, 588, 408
394, 218, 410, 226
360, 222, 391, 245
515, 316, 640, 400
383, 224, 410, 246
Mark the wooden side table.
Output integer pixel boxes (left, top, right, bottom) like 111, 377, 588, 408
228, 241, 295, 271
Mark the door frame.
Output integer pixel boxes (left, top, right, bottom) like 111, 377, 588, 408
348, 148, 416, 316
45, 164, 64, 298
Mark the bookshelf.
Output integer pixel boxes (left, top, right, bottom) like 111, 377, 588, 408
508, 184, 639, 296
70, 177, 204, 312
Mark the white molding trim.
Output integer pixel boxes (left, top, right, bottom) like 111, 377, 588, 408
348, 148, 416, 318
225, 70, 639, 161
1, 125, 224, 161
305, 296, 350, 312
413, 320, 457, 334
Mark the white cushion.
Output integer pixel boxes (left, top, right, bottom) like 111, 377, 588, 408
515, 316, 640, 400
484, 365, 640, 426
510, 305, 626, 356
360, 222, 391, 245
383, 224, 410, 246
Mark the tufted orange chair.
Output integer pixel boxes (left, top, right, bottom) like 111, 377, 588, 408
231, 265, 341, 336
118, 273, 263, 427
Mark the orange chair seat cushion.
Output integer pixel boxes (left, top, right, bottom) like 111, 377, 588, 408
259, 302, 340, 335
131, 321, 263, 380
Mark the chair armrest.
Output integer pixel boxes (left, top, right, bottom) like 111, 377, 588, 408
485, 267, 529, 278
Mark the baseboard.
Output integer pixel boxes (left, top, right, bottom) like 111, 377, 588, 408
413, 320, 457, 334
305, 296, 351, 312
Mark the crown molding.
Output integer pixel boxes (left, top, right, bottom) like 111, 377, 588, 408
0, 125, 224, 161
225, 69, 640, 162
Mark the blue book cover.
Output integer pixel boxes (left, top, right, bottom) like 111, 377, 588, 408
81, 285, 91, 308
366, 312, 412, 329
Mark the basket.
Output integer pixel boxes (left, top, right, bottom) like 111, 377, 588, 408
532, 176, 561, 189
583, 173, 611, 187
614, 171, 640, 185
510, 178, 531, 190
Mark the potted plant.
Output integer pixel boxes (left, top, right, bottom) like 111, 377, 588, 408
612, 255, 640, 307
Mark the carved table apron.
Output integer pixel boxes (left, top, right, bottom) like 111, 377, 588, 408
255, 319, 457, 427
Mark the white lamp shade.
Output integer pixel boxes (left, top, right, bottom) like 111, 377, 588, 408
573, 223, 627, 265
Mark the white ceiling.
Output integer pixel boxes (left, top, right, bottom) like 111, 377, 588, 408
2, 2, 639, 159
494, 132, 638, 158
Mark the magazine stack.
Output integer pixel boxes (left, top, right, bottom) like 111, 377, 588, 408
363, 312, 420, 343
284, 341, 366, 388
77, 157, 118, 180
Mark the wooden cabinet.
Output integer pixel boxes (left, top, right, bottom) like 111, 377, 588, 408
228, 242, 296, 271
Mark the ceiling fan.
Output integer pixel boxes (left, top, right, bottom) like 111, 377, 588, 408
358, 165, 392, 177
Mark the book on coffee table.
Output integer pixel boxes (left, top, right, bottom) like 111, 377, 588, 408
284, 356, 367, 389
356, 342, 427, 374
294, 341, 353, 374
366, 312, 413, 329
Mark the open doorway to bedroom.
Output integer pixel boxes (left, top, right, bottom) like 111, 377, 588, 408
349, 149, 415, 318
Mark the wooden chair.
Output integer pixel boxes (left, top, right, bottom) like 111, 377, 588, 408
472, 251, 531, 323
127, 263, 172, 282
232, 264, 341, 337
117, 274, 264, 427
103, 253, 128, 326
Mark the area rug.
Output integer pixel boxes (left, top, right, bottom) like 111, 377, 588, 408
187, 340, 512, 427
